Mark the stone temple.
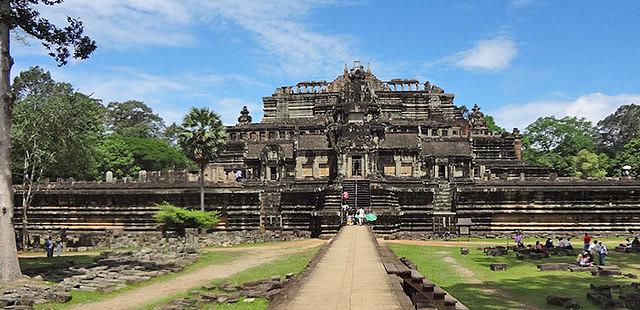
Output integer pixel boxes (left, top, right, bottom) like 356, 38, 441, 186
13, 62, 640, 245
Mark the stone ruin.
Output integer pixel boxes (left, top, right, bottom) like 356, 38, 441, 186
11, 61, 640, 244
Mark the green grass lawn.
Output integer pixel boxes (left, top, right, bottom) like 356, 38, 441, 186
390, 243, 640, 310
35, 250, 244, 310
143, 246, 321, 310
20, 255, 98, 272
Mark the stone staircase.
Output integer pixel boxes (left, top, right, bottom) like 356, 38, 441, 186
343, 179, 371, 210
370, 187, 401, 234
433, 181, 453, 213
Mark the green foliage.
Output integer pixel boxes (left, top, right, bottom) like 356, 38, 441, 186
178, 107, 227, 169
11, 67, 105, 182
153, 203, 219, 231
484, 115, 506, 133
570, 149, 610, 178
522, 116, 598, 175
598, 104, 640, 154
96, 136, 140, 178
106, 100, 165, 138
97, 135, 194, 178
613, 138, 640, 177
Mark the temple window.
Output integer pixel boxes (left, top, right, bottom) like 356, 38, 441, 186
269, 131, 276, 139
260, 132, 266, 140
250, 132, 257, 140
441, 129, 448, 136
230, 133, 237, 140
279, 131, 285, 139
240, 132, 246, 139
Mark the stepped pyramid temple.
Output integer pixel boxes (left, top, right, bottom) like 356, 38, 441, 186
13, 62, 640, 245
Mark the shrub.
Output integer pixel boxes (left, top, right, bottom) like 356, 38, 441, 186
153, 202, 219, 232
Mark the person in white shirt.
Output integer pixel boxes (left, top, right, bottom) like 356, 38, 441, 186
357, 207, 365, 226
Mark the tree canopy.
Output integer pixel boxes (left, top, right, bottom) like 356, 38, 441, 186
106, 100, 165, 138
598, 104, 640, 154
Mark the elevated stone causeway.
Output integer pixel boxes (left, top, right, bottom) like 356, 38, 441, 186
282, 226, 409, 310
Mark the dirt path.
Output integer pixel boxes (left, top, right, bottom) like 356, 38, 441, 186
283, 226, 403, 310
73, 240, 325, 310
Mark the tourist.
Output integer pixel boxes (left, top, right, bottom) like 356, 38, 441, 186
632, 237, 640, 249
545, 238, 554, 249
54, 239, 63, 257
588, 240, 599, 257
534, 241, 544, 253
234, 169, 243, 182
556, 237, 565, 248
514, 231, 524, 248
598, 241, 608, 265
44, 237, 53, 258
347, 214, 354, 226
583, 233, 592, 251
565, 238, 573, 250
578, 252, 592, 267
357, 207, 365, 226
341, 190, 349, 203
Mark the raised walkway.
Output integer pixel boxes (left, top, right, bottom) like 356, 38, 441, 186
282, 225, 406, 310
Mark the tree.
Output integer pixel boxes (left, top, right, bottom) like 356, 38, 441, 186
106, 100, 165, 138
598, 104, 640, 154
153, 202, 219, 234
612, 138, 640, 177
484, 115, 506, 133
570, 149, 610, 178
163, 122, 181, 145
97, 135, 194, 178
0, 0, 96, 282
11, 67, 103, 249
177, 107, 226, 211
522, 116, 598, 175
96, 136, 139, 179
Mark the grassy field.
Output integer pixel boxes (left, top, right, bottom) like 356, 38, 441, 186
389, 242, 640, 310
143, 246, 321, 310
35, 250, 244, 310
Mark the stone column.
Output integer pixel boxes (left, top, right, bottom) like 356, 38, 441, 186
105, 171, 114, 183
312, 156, 320, 178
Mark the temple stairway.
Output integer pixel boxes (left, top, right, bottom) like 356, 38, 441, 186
343, 179, 371, 210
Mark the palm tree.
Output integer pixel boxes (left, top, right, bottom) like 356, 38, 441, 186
178, 107, 226, 211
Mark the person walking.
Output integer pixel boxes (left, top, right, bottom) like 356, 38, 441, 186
44, 237, 53, 258
598, 241, 608, 265
583, 233, 592, 251
54, 239, 63, 257
357, 207, 365, 226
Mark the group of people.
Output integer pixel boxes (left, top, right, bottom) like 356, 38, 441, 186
514, 231, 574, 252
620, 237, 640, 250
341, 190, 367, 226
44, 237, 63, 258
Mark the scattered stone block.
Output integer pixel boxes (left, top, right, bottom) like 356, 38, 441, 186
537, 263, 572, 271
46, 291, 72, 303
460, 248, 469, 255
243, 297, 256, 303
490, 263, 507, 271
546, 295, 580, 309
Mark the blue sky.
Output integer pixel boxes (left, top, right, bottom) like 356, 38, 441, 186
12, 0, 640, 130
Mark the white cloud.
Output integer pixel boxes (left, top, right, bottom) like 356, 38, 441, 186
22, 0, 358, 77
191, 0, 356, 77
491, 93, 640, 131
34, 0, 195, 49
448, 37, 518, 71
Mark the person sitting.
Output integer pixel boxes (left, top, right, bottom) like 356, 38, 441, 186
588, 240, 599, 257
578, 252, 593, 267
621, 238, 632, 248
545, 238, 554, 249
557, 237, 565, 249
534, 241, 544, 253
632, 237, 640, 249
565, 238, 573, 250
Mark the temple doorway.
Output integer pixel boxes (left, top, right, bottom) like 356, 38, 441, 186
352, 156, 363, 176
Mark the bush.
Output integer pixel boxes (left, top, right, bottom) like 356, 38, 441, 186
153, 202, 219, 232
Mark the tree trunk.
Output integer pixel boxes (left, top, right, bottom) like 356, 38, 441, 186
199, 168, 205, 212
0, 0, 23, 282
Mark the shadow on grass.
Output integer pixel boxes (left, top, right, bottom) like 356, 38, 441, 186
19, 255, 97, 282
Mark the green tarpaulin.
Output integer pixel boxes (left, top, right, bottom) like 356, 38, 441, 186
365, 213, 377, 222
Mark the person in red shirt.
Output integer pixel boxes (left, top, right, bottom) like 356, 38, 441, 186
583, 233, 592, 251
